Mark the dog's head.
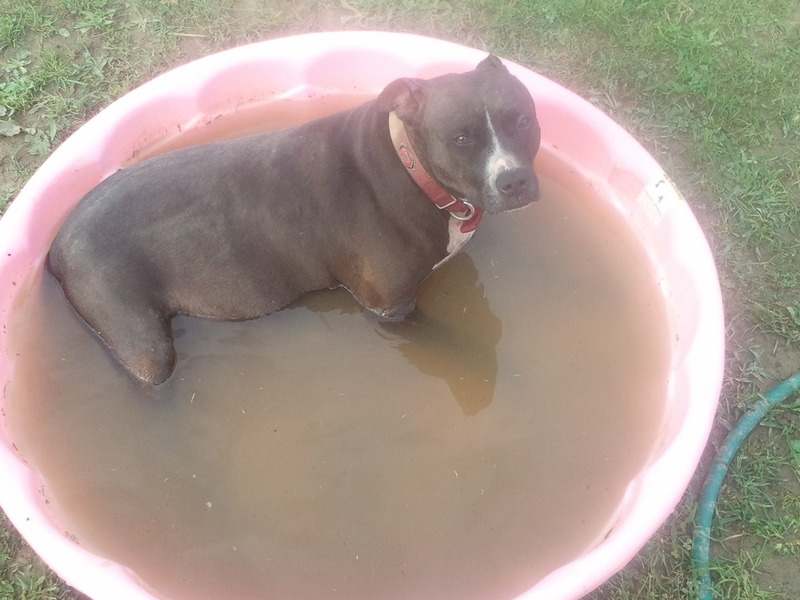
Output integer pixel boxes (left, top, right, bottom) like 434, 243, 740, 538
378, 55, 541, 215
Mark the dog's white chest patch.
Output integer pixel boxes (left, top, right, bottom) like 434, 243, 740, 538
432, 216, 475, 271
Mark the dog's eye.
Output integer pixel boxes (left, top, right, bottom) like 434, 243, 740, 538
453, 133, 472, 146
517, 115, 531, 129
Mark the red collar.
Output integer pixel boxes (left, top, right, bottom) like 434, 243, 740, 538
388, 112, 484, 233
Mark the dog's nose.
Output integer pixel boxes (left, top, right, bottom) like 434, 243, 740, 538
496, 168, 533, 198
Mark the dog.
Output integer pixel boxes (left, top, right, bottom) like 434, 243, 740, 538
47, 55, 541, 385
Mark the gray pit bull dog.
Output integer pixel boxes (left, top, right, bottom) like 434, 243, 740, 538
47, 55, 541, 385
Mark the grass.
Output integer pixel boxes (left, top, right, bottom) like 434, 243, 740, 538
1, 0, 799, 598
0, 512, 76, 600
494, 0, 800, 347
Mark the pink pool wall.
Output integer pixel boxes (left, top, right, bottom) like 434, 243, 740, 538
0, 32, 724, 600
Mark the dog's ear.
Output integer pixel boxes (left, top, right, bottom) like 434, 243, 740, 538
376, 78, 426, 122
477, 54, 508, 73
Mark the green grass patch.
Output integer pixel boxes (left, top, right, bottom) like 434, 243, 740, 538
488, 0, 800, 345
1, 513, 76, 600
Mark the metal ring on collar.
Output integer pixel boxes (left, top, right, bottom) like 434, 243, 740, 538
451, 200, 476, 221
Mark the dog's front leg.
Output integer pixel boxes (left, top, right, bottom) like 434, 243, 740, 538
365, 296, 417, 322
342, 274, 419, 323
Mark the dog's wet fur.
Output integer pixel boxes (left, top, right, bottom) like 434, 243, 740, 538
47, 55, 541, 384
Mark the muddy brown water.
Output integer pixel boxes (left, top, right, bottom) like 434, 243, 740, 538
7, 106, 670, 600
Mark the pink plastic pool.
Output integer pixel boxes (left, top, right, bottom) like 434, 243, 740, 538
0, 32, 724, 600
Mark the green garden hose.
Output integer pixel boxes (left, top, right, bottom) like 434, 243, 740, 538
692, 372, 800, 600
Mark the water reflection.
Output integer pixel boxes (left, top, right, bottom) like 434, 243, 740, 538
206, 251, 502, 416
378, 253, 502, 416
